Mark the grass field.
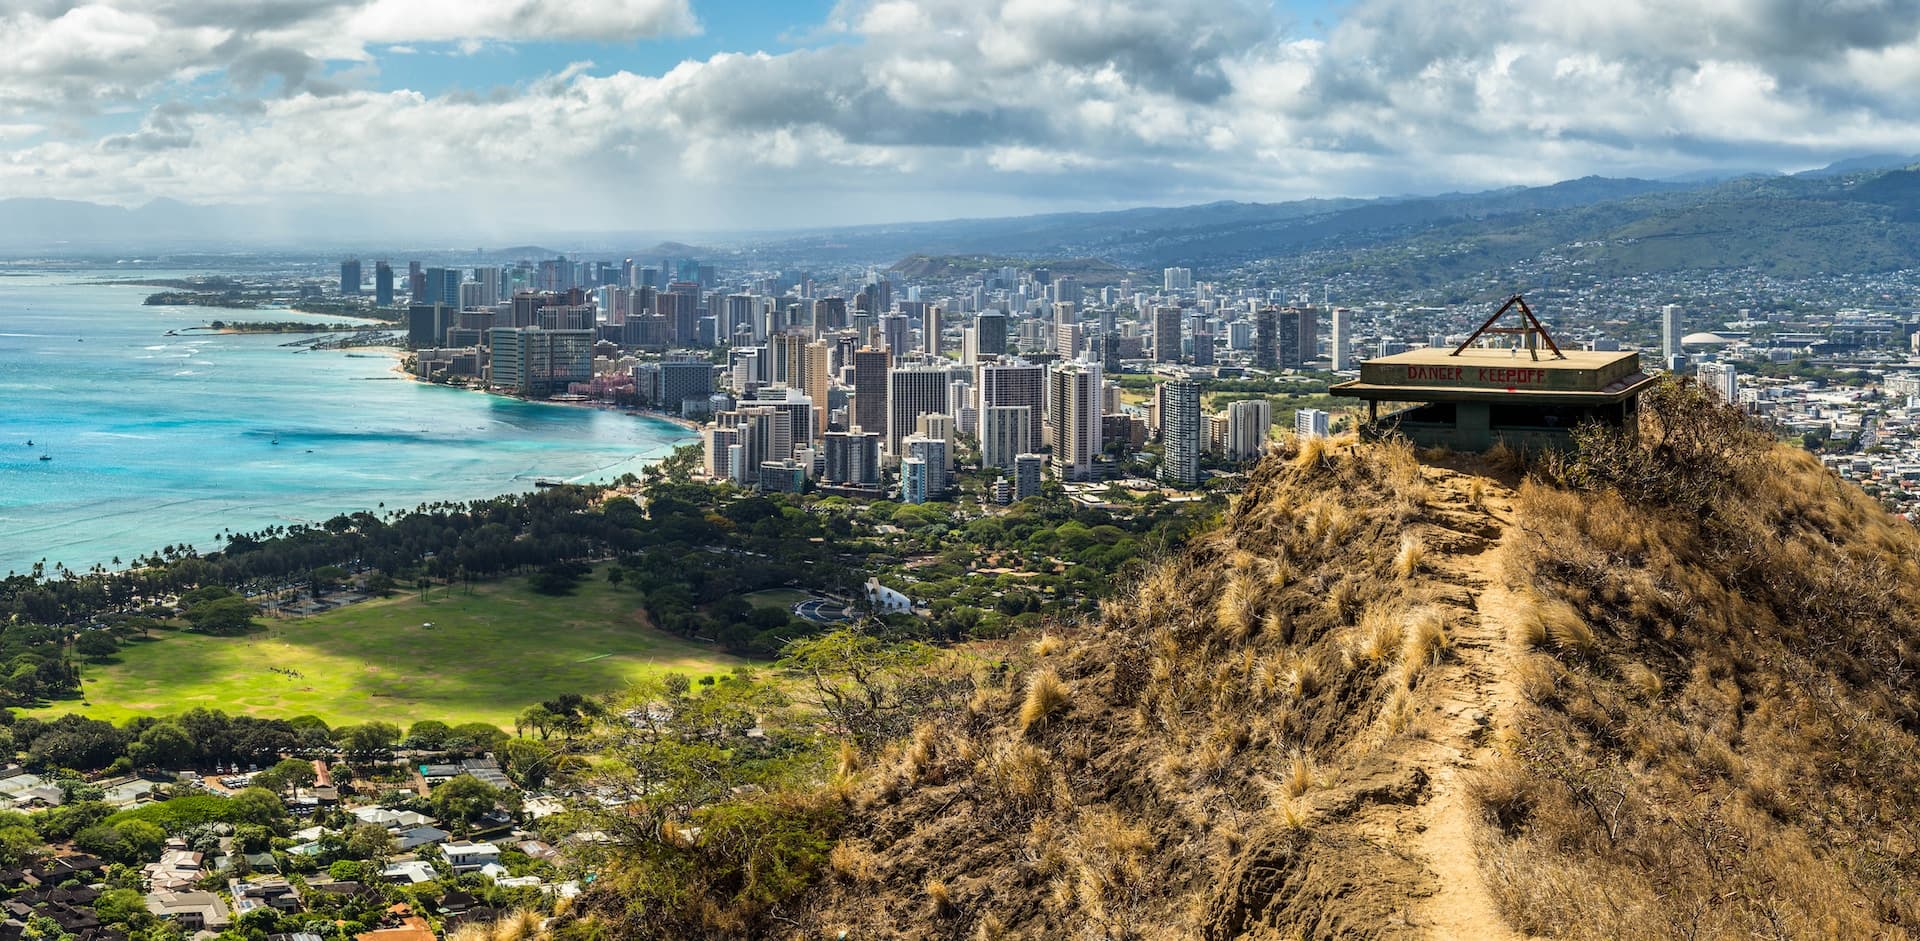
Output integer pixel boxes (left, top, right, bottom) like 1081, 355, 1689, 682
32, 570, 745, 729
741, 588, 812, 610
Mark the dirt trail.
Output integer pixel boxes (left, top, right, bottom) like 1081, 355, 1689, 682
1397, 465, 1532, 940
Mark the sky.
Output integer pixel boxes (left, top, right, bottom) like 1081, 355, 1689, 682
5, 0, 1920, 236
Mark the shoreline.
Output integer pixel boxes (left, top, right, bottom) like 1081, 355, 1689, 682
382, 350, 705, 432
9, 344, 698, 581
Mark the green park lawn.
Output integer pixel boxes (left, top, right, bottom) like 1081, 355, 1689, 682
740, 588, 812, 611
32, 569, 745, 729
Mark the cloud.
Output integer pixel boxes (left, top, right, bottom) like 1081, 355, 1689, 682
8, 0, 1920, 230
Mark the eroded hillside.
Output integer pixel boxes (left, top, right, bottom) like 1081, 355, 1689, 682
567, 381, 1920, 940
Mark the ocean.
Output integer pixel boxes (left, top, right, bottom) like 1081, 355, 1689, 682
0, 265, 697, 576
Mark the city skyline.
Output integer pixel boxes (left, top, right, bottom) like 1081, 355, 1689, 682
6, 0, 1920, 236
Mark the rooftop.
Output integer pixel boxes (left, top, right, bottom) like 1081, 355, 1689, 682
1334, 346, 1654, 403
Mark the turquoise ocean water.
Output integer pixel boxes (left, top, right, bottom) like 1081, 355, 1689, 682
0, 266, 696, 575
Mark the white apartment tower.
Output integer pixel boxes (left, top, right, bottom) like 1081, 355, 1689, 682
1047, 360, 1103, 481
886, 365, 950, 456
1661, 304, 1684, 363
1226, 398, 1272, 460
980, 405, 1033, 470
1330, 307, 1353, 371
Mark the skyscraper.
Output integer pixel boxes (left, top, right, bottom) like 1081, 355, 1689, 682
823, 431, 882, 485
974, 312, 1008, 357
901, 456, 930, 504
1014, 453, 1045, 500
1697, 361, 1738, 401
978, 361, 1045, 451
851, 347, 891, 437
1662, 304, 1684, 363
1331, 307, 1353, 371
887, 365, 950, 456
1154, 307, 1184, 363
1054, 320, 1085, 359
374, 261, 394, 306
980, 405, 1033, 470
882, 314, 911, 363
904, 434, 951, 497
424, 267, 461, 310
487, 327, 594, 397
1047, 360, 1102, 480
1158, 380, 1203, 486
339, 259, 361, 296
1226, 399, 1272, 460
1295, 408, 1330, 439
923, 305, 943, 358
1163, 267, 1193, 292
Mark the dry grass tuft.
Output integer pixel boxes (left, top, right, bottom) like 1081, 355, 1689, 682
973, 913, 1009, 941
1293, 433, 1335, 469
1018, 668, 1071, 733
1281, 749, 1317, 798
1216, 571, 1261, 642
925, 879, 955, 917
1392, 535, 1426, 578
1030, 633, 1066, 657
1347, 608, 1405, 666
904, 723, 940, 784
980, 741, 1055, 814
828, 840, 879, 884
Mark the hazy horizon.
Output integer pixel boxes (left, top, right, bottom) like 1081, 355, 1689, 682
3, 0, 1919, 238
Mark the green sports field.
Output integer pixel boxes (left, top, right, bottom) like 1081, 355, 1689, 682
32, 570, 745, 729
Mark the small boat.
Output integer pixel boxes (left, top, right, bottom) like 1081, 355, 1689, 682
24, 439, 31, 446
271, 432, 280, 446
38, 446, 51, 462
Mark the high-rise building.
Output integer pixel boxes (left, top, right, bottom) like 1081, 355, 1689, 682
851, 347, 890, 437
1014, 453, 1045, 500
1158, 380, 1204, 486
1258, 306, 1316, 369
1295, 408, 1330, 439
812, 296, 847, 337
901, 456, 930, 504
659, 290, 700, 347
1226, 399, 1272, 460
725, 294, 759, 342
374, 261, 394, 306
823, 431, 882, 485
659, 361, 715, 417
735, 407, 796, 481
1163, 267, 1193, 292
1191, 329, 1215, 366
800, 340, 833, 441
882, 314, 911, 363
978, 361, 1045, 450
487, 327, 594, 396
904, 435, 951, 497
1054, 319, 1084, 359
980, 405, 1033, 470
1047, 360, 1103, 480
1697, 361, 1739, 402
1154, 307, 1184, 363
408, 261, 425, 303
339, 259, 361, 295
1331, 307, 1354, 371
974, 312, 1008, 358
424, 267, 462, 310
887, 365, 950, 456
923, 305, 944, 358
1662, 304, 1684, 363
407, 304, 451, 349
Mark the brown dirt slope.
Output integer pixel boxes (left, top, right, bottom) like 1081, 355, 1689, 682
792, 439, 1543, 939
782, 384, 1920, 940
